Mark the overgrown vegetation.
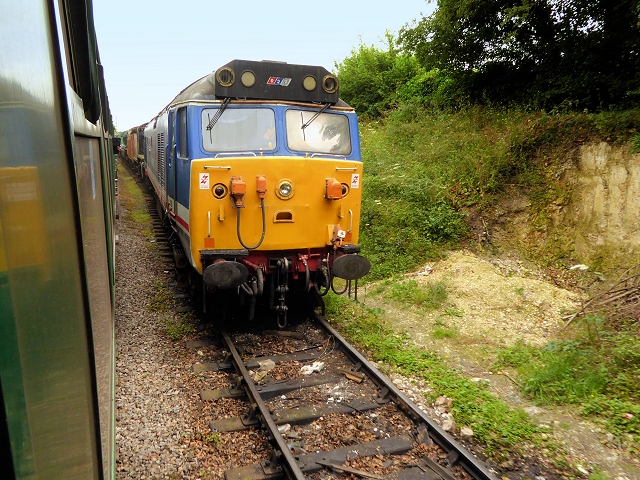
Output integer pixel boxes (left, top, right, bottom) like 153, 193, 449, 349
493, 316, 640, 453
357, 106, 640, 279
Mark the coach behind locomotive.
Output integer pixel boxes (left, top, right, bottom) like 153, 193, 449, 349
143, 59, 370, 326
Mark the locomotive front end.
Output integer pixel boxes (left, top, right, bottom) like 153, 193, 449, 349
146, 59, 370, 325
190, 154, 367, 275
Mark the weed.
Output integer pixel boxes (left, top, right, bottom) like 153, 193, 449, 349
205, 432, 222, 446
493, 340, 537, 370
385, 279, 448, 310
432, 324, 456, 339
148, 281, 173, 313
497, 319, 640, 449
444, 306, 463, 317
162, 313, 194, 341
587, 468, 609, 480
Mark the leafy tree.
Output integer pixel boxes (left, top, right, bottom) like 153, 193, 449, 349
335, 33, 422, 116
399, 0, 640, 110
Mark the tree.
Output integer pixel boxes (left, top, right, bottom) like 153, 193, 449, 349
399, 0, 640, 110
335, 33, 421, 116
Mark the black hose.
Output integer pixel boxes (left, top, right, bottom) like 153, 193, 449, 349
303, 260, 310, 292
248, 279, 257, 321
331, 275, 349, 295
237, 198, 266, 249
256, 267, 264, 296
315, 266, 330, 297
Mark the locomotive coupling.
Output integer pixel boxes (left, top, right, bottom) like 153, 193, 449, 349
203, 259, 248, 288
230, 176, 246, 208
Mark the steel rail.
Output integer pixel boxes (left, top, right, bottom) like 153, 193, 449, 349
312, 312, 499, 480
220, 329, 306, 479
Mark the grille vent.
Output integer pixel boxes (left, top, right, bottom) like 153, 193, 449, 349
158, 132, 165, 189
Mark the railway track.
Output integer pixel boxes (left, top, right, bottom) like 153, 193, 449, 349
189, 316, 498, 480
121, 157, 498, 480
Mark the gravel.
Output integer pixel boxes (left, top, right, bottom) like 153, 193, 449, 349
115, 205, 202, 478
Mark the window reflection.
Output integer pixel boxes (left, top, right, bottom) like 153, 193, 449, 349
285, 110, 351, 155
201, 108, 276, 152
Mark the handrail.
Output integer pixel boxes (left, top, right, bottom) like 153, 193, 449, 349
214, 152, 257, 158
310, 153, 347, 160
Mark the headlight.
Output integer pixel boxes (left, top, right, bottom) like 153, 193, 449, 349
279, 182, 292, 196
322, 75, 338, 94
275, 179, 295, 200
241, 70, 256, 87
216, 67, 235, 87
303, 75, 317, 91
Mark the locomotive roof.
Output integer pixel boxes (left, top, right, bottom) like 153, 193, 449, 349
166, 60, 352, 109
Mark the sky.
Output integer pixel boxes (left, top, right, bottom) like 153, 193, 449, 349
92, 0, 436, 132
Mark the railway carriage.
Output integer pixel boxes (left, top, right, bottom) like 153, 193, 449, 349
124, 124, 146, 173
1, 0, 116, 477
143, 59, 370, 325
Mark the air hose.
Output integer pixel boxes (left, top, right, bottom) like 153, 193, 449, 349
236, 198, 266, 249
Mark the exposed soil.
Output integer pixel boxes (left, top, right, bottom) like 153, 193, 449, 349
358, 249, 640, 480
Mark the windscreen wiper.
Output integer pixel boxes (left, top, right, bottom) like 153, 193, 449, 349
206, 98, 231, 142
301, 103, 331, 131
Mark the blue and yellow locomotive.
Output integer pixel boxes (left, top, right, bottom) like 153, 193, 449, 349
142, 60, 369, 325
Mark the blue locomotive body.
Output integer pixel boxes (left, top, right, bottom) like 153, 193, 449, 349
141, 60, 370, 325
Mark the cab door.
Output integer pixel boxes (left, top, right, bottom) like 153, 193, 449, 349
175, 107, 189, 212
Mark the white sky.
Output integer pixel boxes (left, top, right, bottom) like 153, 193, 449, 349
92, 0, 435, 132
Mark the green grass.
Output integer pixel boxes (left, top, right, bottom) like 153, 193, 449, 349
117, 160, 153, 234
359, 107, 532, 279
384, 278, 448, 310
148, 280, 173, 312
431, 321, 456, 339
163, 313, 194, 340
493, 317, 640, 452
358, 107, 640, 278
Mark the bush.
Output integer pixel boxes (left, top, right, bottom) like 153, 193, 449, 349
336, 33, 422, 117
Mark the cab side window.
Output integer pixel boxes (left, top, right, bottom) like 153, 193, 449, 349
178, 107, 188, 158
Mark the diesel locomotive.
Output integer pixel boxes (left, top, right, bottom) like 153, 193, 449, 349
140, 59, 370, 325
0, 0, 117, 477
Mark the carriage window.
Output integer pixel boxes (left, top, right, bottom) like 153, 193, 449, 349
285, 110, 351, 155
201, 108, 276, 152
178, 107, 188, 157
